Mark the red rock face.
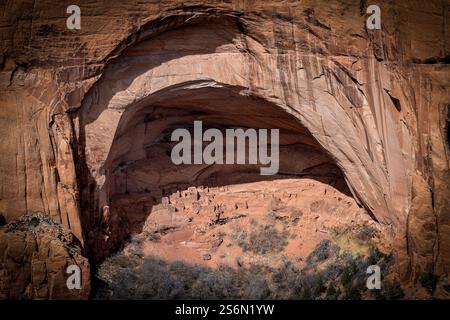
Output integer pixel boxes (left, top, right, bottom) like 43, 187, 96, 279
0, 214, 89, 299
0, 1, 449, 299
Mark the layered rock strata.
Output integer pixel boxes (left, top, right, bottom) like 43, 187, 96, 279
0, 1, 449, 298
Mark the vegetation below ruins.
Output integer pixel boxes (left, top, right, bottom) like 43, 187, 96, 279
94, 238, 402, 300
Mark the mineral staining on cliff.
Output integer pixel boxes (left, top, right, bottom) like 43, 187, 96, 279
0, 0, 449, 299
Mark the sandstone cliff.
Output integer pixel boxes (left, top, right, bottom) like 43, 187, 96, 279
0, 213, 89, 299
0, 0, 449, 299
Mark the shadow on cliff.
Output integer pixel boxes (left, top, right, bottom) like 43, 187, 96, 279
77, 14, 247, 260
79, 96, 354, 262
75, 12, 356, 263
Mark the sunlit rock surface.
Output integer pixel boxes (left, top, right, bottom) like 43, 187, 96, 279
0, 0, 449, 299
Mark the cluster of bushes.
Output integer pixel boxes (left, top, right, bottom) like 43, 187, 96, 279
419, 272, 439, 294
94, 237, 405, 300
4, 212, 58, 233
96, 256, 273, 299
231, 224, 289, 255
306, 239, 340, 265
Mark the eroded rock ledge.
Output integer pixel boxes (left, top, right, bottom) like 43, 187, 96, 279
0, 213, 90, 299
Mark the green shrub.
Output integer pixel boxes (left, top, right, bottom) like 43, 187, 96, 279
419, 272, 439, 294
306, 239, 334, 265
344, 285, 361, 300
367, 246, 382, 265
300, 285, 312, 300
326, 284, 338, 300
231, 224, 289, 255
340, 267, 352, 286
383, 282, 405, 300
312, 275, 326, 297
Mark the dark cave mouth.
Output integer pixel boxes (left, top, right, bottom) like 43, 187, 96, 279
167, 120, 281, 176
81, 86, 362, 263
74, 10, 369, 263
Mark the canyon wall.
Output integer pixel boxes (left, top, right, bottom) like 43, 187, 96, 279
0, 0, 449, 298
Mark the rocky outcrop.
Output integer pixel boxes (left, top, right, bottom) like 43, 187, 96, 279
0, 0, 449, 298
0, 213, 90, 299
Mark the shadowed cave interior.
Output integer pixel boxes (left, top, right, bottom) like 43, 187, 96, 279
76, 15, 388, 299
88, 86, 354, 254
88, 86, 390, 299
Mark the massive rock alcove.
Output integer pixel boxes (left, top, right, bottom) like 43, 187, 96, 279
77, 12, 405, 260
82, 82, 358, 258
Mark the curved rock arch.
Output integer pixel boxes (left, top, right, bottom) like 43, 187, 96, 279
77, 8, 413, 258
